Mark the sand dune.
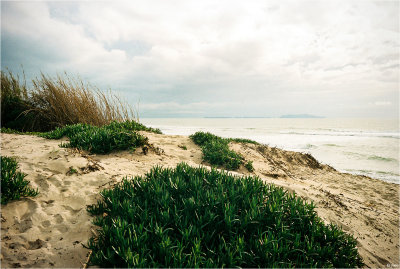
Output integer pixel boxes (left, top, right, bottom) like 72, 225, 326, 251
1, 132, 398, 268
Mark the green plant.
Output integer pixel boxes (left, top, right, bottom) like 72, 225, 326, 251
202, 139, 243, 170
178, 145, 187, 150
190, 131, 254, 171
40, 121, 152, 154
106, 120, 162, 134
1, 156, 39, 204
245, 160, 254, 172
0, 128, 41, 136
87, 163, 363, 268
230, 137, 259, 145
66, 166, 78, 175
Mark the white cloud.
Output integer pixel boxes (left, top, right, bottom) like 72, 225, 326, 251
371, 101, 392, 107
1, 0, 399, 117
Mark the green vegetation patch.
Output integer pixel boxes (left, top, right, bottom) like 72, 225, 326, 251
0, 127, 41, 136
245, 160, 255, 172
229, 137, 259, 145
87, 163, 363, 268
1, 156, 39, 204
190, 131, 256, 171
40, 120, 157, 154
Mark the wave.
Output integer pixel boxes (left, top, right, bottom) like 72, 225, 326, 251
367, 155, 397, 162
281, 130, 400, 139
302, 144, 317, 149
344, 169, 399, 184
353, 169, 399, 176
323, 143, 342, 147
344, 151, 398, 163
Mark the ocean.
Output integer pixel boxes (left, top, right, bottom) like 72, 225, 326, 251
141, 118, 399, 184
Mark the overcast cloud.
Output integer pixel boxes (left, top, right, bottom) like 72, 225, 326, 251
1, 0, 399, 117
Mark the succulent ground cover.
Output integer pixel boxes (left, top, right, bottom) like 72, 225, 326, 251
40, 120, 160, 154
87, 163, 363, 268
1, 156, 39, 204
0, 128, 41, 136
190, 131, 256, 171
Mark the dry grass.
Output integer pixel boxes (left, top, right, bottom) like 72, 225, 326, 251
1, 70, 35, 131
1, 70, 28, 101
1, 70, 137, 131
30, 73, 136, 128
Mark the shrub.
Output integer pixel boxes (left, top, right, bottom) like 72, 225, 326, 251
230, 137, 259, 145
190, 131, 220, 146
87, 163, 363, 268
106, 120, 162, 134
1, 156, 39, 204
190, 132, 259, 146
245, 160, 254, 172
202, 139, 243, 170
190, 131, 254, 171
40, 121, 152, 154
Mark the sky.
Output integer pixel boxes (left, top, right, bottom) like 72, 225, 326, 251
1, 0, 399, 118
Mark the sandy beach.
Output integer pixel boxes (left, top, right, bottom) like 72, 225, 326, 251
1, 132, 398, 268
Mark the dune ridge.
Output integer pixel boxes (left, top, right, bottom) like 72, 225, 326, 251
1, 132, 398, 268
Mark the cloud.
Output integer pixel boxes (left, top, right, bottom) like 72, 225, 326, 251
371, 101, 392, 107
1, 0, 399, 118
371, 53, 399, 65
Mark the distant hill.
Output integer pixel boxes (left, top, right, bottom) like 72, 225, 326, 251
280, 114, 324, 118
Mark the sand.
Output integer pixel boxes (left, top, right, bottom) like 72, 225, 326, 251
1, 132, 398, 268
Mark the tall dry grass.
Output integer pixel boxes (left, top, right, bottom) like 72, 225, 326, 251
30, 73, 136, 128
1, 70, 28, 101
1, 70, 35, 131
1, 70, 137, 131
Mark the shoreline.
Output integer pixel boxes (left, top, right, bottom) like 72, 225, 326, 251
140, 117, 400, 185
1, 132, 399, 268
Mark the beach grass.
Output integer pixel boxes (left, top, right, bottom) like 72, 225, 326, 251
1, 70, 138, 132
87, 163, 363, 268
40, 120, 160, 154
1, 156, 39, 204
1, 69, 162, 154
190, 131, 255, 171
1, 70, 34, 131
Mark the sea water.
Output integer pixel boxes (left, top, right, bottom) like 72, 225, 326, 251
141, 118, 399, 184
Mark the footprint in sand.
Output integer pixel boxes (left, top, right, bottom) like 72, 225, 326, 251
47, 175, 63, 188
16, 219, 33, 233
34, 175, 50, 192
41, 220, 51, 228
27, 239, 46, 250
54, 214, 64, 224
55, 224, 69, 233
7, 241, 25, 250
11, 199, 38, 233
42, 199, 55, 207
38, 214, 65, 233
61, 205, 82, 214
